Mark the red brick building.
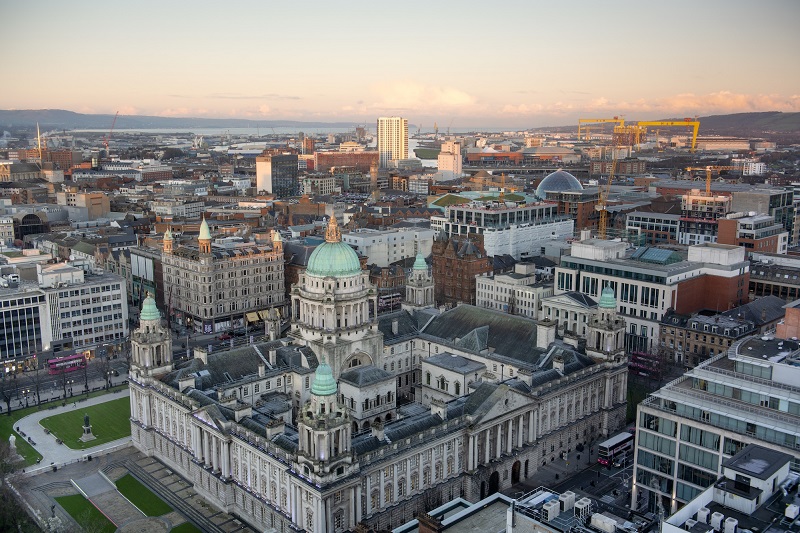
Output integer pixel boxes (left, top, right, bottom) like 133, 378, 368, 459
432, 234, 493, 307
314, 151, 379, 174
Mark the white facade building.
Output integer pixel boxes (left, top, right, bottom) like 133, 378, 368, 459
377, 117, 408, 168
151, 200, 205, 219
475, 263, 553, 319
39, 263, 129, 353
732, 158, 766, 176
341, 227, 434, 268
437, 141, 462, 179
431, 201, 574, 260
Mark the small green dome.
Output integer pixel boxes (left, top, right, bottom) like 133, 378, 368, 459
311, 361, 338, 396
413, 253, 427, 270
140, 295, 161, 321
599, 287, 617, 309
306, 241, 362, 277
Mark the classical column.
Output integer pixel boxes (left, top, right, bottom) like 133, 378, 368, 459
506, 419, 513, 454
379, 469, 385, 511
355, 484, 362, 525
517, 415, 524, 448
484, 430, 490, 464
528, 411, 535, 442
496, 424, 502, 459
467, 435, 475, 471
212, 436, 219, 471
365, 473, 372, 515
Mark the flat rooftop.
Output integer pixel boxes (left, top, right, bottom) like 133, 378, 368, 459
734, 337, 799, 363
722, 444, 793, 481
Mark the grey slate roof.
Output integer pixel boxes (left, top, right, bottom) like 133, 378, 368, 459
426, 352, 486, 375
722, 295, 786, 327
562, 291, 598, 308
339, 365, 393, 387
421, 304, 538, 362
378, 310, 422, 343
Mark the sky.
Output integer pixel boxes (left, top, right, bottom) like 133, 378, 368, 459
1, 0, 799, 128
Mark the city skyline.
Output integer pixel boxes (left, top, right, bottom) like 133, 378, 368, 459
2, 0, 799, 128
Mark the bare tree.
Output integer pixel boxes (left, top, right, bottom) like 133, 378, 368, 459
0, 377, 13, 416
98, 352, 112, 390
29, 364, 45, 407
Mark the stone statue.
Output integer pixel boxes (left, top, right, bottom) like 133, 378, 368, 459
8, 434, 16, 451
84, 413, 90, 427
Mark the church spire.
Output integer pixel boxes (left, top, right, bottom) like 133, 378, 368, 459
325, 215, 342, 243
198, 216, 212, 255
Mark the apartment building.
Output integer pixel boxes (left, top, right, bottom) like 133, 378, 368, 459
659, 311, 756, 369
718, 212, 788, 254
377, 117, 408, 168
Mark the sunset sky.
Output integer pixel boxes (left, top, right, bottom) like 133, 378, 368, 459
2, 0, 798, 128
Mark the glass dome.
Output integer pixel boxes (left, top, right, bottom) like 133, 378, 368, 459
535, 170, 583, 199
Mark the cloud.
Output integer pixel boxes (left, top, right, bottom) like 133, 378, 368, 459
368, 82, 478, 112
208, 93, 301, 101
497, 91, 800, 119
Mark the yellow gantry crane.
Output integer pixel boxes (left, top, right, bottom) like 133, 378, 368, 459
685, 165, 737, 196
637, 118, 700, 152
596, 146, 618, 239
578, 117, 625, 141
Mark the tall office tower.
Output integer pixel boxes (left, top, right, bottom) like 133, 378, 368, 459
376, 116, 408, 168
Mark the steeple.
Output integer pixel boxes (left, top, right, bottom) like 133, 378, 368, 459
163, 227, 173, 255
198, 216, 212, 254
325, 215, 342, 243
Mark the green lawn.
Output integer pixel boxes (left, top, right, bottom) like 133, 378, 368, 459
116, 474, 172, 516
40, 396, 131, 450
170, 521, 202, 533
55, 494, 116, 533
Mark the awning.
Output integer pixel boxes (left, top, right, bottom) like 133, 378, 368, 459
258, 310, 270, 320
246, 312, 260, 323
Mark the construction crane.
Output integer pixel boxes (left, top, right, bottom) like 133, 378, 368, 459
685, 165, 737, 196
578, 117, 624, 141
102, 111, 119, 156
636, 118, 700, 152
596, 145, 619, 239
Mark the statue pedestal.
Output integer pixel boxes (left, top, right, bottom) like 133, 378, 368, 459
79, 425, 96, 443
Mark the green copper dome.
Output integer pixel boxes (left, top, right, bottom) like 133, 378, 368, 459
311, 360, 338, 396
306, 215, 362, 277
140, 295, 161, 321
306, 241, 362, 277
599, 287, 617, 309
412, 253, 427, 270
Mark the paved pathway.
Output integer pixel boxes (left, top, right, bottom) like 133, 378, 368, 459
15, 388, 132, 475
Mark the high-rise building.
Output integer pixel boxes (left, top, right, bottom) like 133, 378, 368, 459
255, 152, 299, 197
377, 117, 408, 168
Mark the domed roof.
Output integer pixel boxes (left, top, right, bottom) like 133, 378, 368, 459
140, 294, 161, 321
535, 170, 583, 199
412, 253, 428, 270
306, 216, 362, 277
310, 360, 338, 396
599, 287, 617, 309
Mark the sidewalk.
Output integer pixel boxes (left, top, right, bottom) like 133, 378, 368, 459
15, 388, 132, 476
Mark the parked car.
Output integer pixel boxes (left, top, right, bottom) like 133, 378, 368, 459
217, 333, 232, 341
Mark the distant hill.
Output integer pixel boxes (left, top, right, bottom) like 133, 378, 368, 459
0, 109, 360, 130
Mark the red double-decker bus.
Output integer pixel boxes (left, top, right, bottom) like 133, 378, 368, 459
48, 354, 87, 375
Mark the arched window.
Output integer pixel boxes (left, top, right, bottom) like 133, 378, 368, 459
454, 382, 461, 395
426, 372, 431, 385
